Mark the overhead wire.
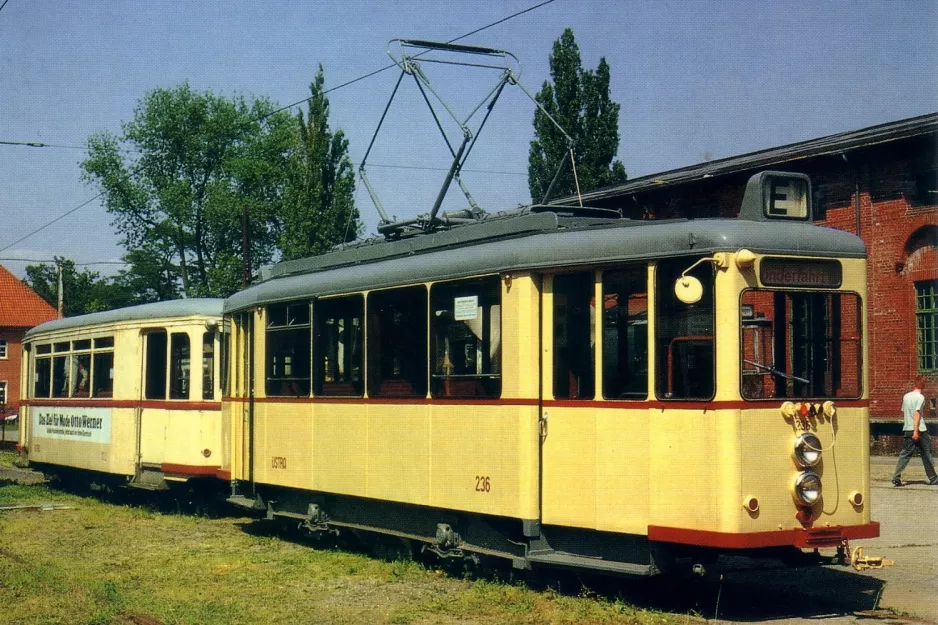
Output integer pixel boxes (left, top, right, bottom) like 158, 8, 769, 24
0, 0, 558, 256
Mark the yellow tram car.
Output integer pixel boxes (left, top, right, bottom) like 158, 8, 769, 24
225, 171, 878, 574
19, 299, 226, 491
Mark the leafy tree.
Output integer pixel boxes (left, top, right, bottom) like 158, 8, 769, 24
23, 258, 135, 317
81, 83, 296, 297
528, 28, 627, 203
279, 66, 361, 261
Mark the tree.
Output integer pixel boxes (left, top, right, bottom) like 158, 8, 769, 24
528, 29, 627, 203
81, 83, 296, 298
23, 258, 135, 317
279, 66, 361, 261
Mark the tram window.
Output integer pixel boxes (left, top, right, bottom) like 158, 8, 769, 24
266, 302, 311, 397
655, 258, 715, 400
602, 268, 648, 399
367, 287, 428, 398
72, 353, 91, 397
553, 273, 595, 400
73, 339, 91, 351
314, 295, 363, 397
93, 352, 114, 397
36, 344, 51, 355
54, 342, 69, 353
170, 333, 191, 399
52, 355, 69, 398
34, 357, 51, 398
94, 337, 114, 349
145, 331, 167, 400
741, 291, 862, 399
430, 277, 501, 398
203, 331, 216, 400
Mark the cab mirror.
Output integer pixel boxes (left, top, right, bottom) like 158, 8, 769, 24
674, 275, 704, 304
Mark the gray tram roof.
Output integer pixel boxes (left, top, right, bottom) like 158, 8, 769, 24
224, 215, 865, 313
25, 298, 225, 340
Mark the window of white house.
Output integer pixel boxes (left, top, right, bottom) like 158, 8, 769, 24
0, 381, 7, 406
0, 339, 7, 359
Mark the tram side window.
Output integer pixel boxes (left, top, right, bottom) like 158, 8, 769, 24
553, 273, 595, 399
93, 351, 114, 397
655, 258, 715, 400
266, 302, 311, 397
52, 355, 69, 398
203, 331, 216, 400
367, 287, 428, 398
34, 351, 51, 398
145, 331, 167, 400
741, 291, 862, 399
72, 353, 91, 397
314, 295, 363, 397
170, 333, 190, 399
603, 268, 648, 399
430, 277, 501, 398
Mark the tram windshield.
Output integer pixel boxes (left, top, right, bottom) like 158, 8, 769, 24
740, 290, 862, 399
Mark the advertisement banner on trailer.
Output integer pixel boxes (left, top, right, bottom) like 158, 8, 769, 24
32, 407, 112, 444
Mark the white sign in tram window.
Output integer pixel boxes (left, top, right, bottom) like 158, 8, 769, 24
453, 296, 479, 321
32, 406, 112, 444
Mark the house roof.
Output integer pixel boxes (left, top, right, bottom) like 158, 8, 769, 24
555, 112, 938, 205
0, 264, 59, 328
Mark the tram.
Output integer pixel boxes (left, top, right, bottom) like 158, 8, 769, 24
222, 170, 877, 574
19, 299, 226, 492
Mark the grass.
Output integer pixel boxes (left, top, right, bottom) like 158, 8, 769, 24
0, 452, 690, 625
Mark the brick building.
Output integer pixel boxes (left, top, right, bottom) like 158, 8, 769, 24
0, 264, 58, 421
562, 113, 937, 448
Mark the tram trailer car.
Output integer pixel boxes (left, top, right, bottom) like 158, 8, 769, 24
19, 300, 226, 492
224, 172, 878, 575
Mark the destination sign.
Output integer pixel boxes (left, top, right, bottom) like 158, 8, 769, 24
760, 258, 842, 288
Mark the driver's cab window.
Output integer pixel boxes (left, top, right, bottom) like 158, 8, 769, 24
655, 258, 715, 399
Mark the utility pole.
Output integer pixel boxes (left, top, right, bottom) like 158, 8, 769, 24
241, 205, 251, 288
56, 258, 63, 318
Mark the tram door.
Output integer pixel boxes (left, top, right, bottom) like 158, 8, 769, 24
539, 272, 598, 527
539, 268, 650, 532
138, 329, 192, 469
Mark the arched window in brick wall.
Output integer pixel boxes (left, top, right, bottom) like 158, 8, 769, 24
906, 226, 938, 373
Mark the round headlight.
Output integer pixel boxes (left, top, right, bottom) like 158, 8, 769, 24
793, 432, 822, 467
793, 471, 822, 506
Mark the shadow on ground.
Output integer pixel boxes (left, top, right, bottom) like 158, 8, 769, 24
237, 519, 888, 622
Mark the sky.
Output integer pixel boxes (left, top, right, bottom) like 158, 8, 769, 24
1, 0, 936, 279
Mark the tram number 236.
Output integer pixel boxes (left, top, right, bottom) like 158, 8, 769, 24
474, 475, 491, 493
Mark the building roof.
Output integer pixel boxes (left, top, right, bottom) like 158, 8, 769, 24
556, 112, 938, 205
0, 264, 59, 328
25, 298, 224, 339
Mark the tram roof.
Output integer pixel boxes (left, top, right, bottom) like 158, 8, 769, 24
25, 298, 225, 339
224, 214, 865, 313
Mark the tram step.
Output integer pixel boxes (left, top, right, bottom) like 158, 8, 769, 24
526, 551, 652, 576
226, 495, 265, 511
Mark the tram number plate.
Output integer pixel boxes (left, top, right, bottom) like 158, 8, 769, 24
475, 475, 491, 493
271, 456, 287, 470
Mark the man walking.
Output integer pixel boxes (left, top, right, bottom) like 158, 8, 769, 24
892, 376, 938, 486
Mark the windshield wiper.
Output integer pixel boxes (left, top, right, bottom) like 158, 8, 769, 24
743, 359, 810, 384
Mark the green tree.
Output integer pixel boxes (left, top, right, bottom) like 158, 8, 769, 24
23, 258, 135, 317
528, 28, 627, 203
279, 66, 361, 261
81, 83, 296, 297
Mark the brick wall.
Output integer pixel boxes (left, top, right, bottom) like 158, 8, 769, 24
0, 328, 25, 416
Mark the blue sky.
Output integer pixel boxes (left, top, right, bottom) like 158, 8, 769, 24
1, 0, 935, 278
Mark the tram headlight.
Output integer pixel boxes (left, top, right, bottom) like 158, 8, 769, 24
793, 471, 822, 506
793, 432, 822, 467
